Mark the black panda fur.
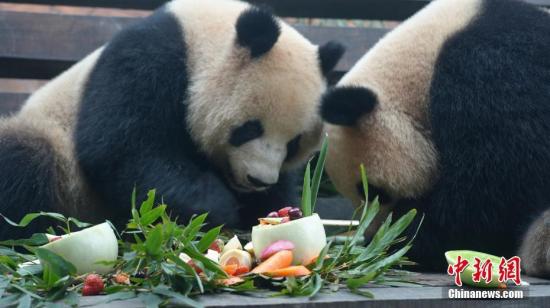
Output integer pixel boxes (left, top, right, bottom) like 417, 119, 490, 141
321, 0, 550, 277
0, 1, 344, 238
396, 0, 550, 271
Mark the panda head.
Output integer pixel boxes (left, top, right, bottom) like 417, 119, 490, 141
176, 2, 345, 192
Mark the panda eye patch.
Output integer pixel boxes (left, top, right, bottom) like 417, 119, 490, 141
229, 120, 264, 146
285, 134, 302, 162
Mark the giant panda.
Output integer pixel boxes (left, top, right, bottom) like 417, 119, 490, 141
0, 0, 344, 238
320, 0, 550, 277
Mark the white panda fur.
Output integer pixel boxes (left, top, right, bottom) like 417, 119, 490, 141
0, 0, 344, 238
320, 0, 550, 277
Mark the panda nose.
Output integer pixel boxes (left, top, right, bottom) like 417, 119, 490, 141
247, 175, 272, 188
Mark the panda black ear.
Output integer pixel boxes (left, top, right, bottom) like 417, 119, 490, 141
320, 86, 377, 126
236, 7, 281, 58
318, 41, 346, 77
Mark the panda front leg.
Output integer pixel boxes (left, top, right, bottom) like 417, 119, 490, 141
96, 155, 243, 229
518, 208, 550, 278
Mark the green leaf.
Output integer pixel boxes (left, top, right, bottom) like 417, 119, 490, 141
183, 213, 207, 236
346, 271, 378, 289
140, 190, 157, 216
35, 248, 76, 281
152, 285, 203, 308
67, 217, 92, 229
1, 212, 66, 228
138, 292, 163, 308
196, 226, 222, 253
350, 289, 374, 298
145, 225, 163, 257
350, 198, 380, 246
16, 294, 31, 308
308, 274, 323, 298
313, 241, 332, 271
310, 136, 328, 213
359, 164, 369, 212
140, 205, 167, 226
0, 276, 10, 298
166, 254, 204, 293
0, 294, 20, 307
0, 233, 49, 247
183, 248, 226, 277
301, 163, 312, 217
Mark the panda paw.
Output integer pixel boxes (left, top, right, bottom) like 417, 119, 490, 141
519, 209, 550, 278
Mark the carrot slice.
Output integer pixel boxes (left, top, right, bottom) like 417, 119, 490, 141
267, 265, 311, 277
234, 265, 250, 276
223, 264, 238, 276
251, 250, 293, 274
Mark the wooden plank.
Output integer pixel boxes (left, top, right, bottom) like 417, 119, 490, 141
75, 276, 550, 308
0, 92, 27, 115
0, 0, 549, 20
0, 79, 45, 114
0, 10, 389, 79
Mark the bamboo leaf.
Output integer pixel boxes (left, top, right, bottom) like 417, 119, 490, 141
310, 137, 328, 213
0, 233, 49, 247
196, 226, 222, 253
140, 190, 157, 216
35, 248, 76, 280
301, 163, 312, 217
145, 225, 163, 257
1, 212, 66, 228
140, 205, 167, 226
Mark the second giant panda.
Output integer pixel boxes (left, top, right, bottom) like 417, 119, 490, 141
0, 0, 344, 238
320, 0, 550, 277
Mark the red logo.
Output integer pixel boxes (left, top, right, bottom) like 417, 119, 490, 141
447, 255, 521, 286
447, 255, 469, 286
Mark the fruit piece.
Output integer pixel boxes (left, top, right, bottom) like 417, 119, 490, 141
267, 211, 279, 218
252, 214, 326, 265
222, 235, 242, 254
41, 222, 118, 274
219, 249, 252, 269
278, 207, 293, 217
281, 217, 290, 223
244, 242, 254, 256
82, 274, 104, 296
251, 250, 293, 274
179, 252, 191, 263
114, 272, 130, 285
260, 240, 295, 261
445, 250, 502, 288
187, 260, 203, 274
48, 236, 62, 243
209, 239, 224, 253
206, 249, 220, 263
234, 265, 250, 276
218, 276, 244, 286
223, 264, 238, 276
267, 265, 311, 277
258, 217, 284, 225
288, 208, 303, 220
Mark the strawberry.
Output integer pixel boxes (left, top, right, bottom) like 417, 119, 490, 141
208, 239, 224, 253
188, 260, 203, 274
277, 207, 293, 217
82, 274, 104, 296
